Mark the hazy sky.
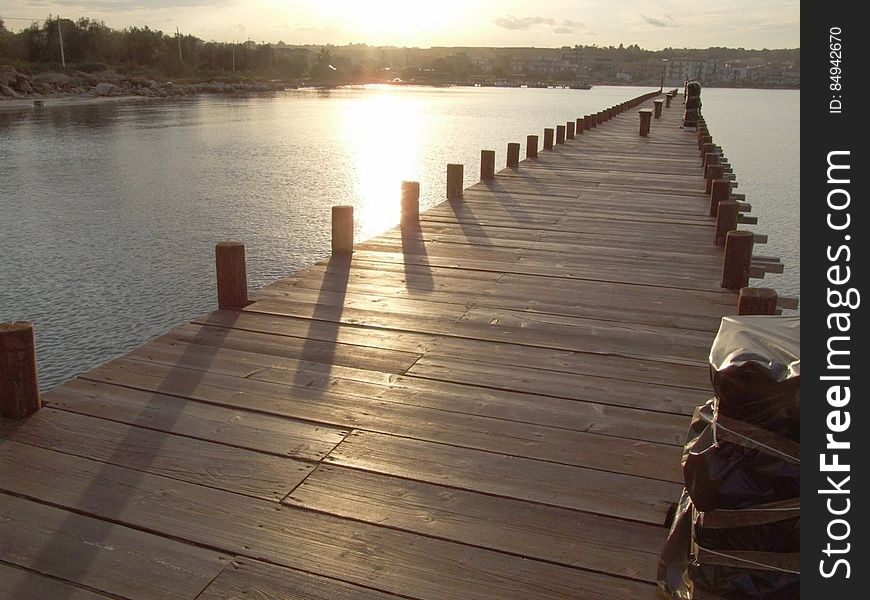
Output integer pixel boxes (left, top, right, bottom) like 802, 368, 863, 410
1, 0, 800, 49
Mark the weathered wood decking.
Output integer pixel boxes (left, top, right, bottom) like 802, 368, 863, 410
2, 94, 739, 599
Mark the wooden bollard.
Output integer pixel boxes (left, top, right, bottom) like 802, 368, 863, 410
738, 287, 778, 315
638, 109, 652, 136
714, 200, 740, 246
705, 164, 725, 193
507, 143, 520, 168
447, 164, 464, 199
703, 151, 720, 171
589, 114, 597, 128
526, 135, 538, 158
480, 150, 495, 181
543, 128, 554, 150
215, 241, 248, 310
709, 179, 731, 217
701, 142, 717, 159
331, 205, 354, 255
556, 125, 566, 144
722, 230, 754, 290
575, 117, 584, 134
400, 181, 420, 225
653, 99, 664, 119
0, 321, 41, 419
566, 121, 575, 139
665, 94, 672, 108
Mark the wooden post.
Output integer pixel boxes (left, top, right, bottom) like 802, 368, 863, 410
447, 163, 464, 199
665, 94, 672, 108
706, 164, 725, 193
638, 109, 652, 136
215, 241, 248, 310
701, 142, 717, 159
507, 143, 520, 168
589, 114, 597, 128
722, 230, 754, 290
709, 179, 731, 217
575, 117, 584, 134
480, 150, 495, 181
0, 322, 41, 419
401, 180, 420, 225
526, 135, 538, 158
738, 287, 778, 315
703, 151, 720, 171
653, 99, 664, 119
715, 200, 740, 247
331, 205, 354, 255
543, 128, 554, 150
566, 121, 575, 139
556, 125, 566, 144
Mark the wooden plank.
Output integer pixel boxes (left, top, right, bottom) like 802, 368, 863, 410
0, 442, 657, 600
325, 430, 683, 524
0, 492, 228, 600
45, 378, 349, 460
0, 564, 113, 600
198, 558, 405, 600
0, 408, 314, 501
77, 359, 683, 479
288, 465, 665, 582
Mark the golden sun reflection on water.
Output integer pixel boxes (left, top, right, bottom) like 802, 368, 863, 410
342, 88, 427, 238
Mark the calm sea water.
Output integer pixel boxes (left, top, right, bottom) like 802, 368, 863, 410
0, 85, 799, 389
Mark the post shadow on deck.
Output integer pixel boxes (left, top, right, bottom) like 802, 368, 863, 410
400, 181, 435, 292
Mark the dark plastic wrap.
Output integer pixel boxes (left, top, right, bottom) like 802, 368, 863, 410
657, 489, 694, 600
710, 316, 800, 440
688, 563, 799, 599
694, 511, 799, 554
682, 401, 800, 512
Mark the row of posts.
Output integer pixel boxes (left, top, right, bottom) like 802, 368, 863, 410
1, 90, 785, 421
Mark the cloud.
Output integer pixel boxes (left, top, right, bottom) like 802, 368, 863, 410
552, 26, 574, 34
493, 15, 555, 31
561, 19, 584, 28
641, 14, 678, 28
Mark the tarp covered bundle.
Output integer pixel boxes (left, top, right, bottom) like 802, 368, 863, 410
658, 316, 800, 599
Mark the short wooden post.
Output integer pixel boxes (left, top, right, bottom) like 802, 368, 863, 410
543, 128, 554, 150
215, 241, 248, 309
506, 143, 520, 168
709, 179, 731, 217
401, 180, 420, 225
698, 135, 712, 151
665, 94, 672, 108
447, 163, 464, 199
638, 109, 652, 136
0, 321, 41, 419
589, 114, 597, 128
331, 206, 354, 255
556, 125, 566, 144
701, 142, 717, 159
738, 287, 778, 315
653, 99, 664, 119
705, 164, 725, 193
715, 200, 740, 247
722, 230, 754, 290
480, 150, 495, 181
526, 135, 538, 158
566, 121, 575, 139
703, 151, 720, 171
575, 117, 584, 134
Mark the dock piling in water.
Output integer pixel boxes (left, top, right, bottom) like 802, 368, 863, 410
331, 205, 354, 255
709, 179, 731, 217
526, 135, 538, 158
401, 181, 420, 225
738, 287, 779, 315
722, 230, 755, 290
566, 121, 575, 139
447, 164, 464, 199
556, 125, 566, 144
480, 150, 495, 181
506, 143, 520, 168
215, 241, 248, 310
543, 128, 554, 150
0, 321, 41, 419
715, 200, 740, 246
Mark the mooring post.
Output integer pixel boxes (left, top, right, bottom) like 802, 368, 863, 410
709, 179, 731, 217
715, 200, 740, 247
575, 117, 584, 134
589, 115, 597, 128
526, 135, 539, 158
447, 163, 464, 199
331, 205, 354, 255
215, 241, 248, 310
556, 125, 566, 144
0, 321, 41, 419
665, 94, 672, 108
401, 180, 420, 226
638, 109, 652, 136
543, 128, 554, 150
738, 287, 778, 315
722, 230, 754, 290
703, 152, 721, 172
507, 143, 520, 168
706, 164, 726, 193
653, 99, 664, 119
566, 121, 575, 139
701, 142, 717, 159
480, 150, 495, 181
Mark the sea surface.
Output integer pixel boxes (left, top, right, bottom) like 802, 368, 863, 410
0, 85, 799, 389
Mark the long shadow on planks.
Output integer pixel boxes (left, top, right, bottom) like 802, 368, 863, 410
400, 221, 435, 293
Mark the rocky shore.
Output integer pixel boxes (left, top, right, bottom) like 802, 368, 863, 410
0, 65, 290, 101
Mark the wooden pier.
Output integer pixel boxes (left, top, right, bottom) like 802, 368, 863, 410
0, 91, 793, 599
